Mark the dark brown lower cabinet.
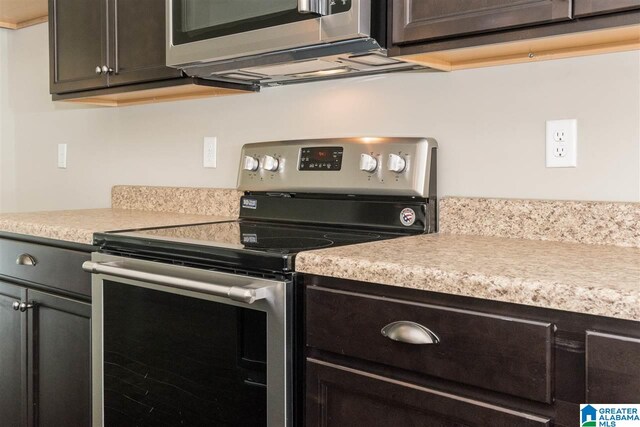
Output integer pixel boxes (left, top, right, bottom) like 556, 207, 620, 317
304, 275, 640, 427
0, 281, 91, 427
0, 282, 26, 427
306, 285, 553, 403
29, 290, 91, 427
306, 359, 551, 427
586, 331, 640, 403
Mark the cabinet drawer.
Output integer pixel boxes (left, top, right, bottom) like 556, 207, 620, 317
306, 286, 554, 403
0, 238, 90, 297
586, 331, 640, 403
306, 359, 552, 427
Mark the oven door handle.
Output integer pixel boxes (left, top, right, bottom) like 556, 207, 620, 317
82, 261, 272, 304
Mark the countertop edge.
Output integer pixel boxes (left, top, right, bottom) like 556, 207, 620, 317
296, 251, 640, 322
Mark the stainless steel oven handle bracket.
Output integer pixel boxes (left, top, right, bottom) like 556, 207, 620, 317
82, 261, 272, 304
298, 0, 328, 15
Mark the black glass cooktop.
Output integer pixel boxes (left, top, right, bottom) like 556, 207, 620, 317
124, 220, 401, 253
95, 220, 409, 274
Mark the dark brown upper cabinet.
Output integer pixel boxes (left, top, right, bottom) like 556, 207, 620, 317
49, 0, 107, 93
49, 0, 181, 95
106, 0, 182, 86
574, 0, 640, 17
392, 0, 573, 45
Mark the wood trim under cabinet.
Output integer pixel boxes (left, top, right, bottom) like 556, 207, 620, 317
60, 82, 251, 107
52, 78, 258, 107
0, 0, 47, 30
399, 24, 640, 71
0, 16, 47, 30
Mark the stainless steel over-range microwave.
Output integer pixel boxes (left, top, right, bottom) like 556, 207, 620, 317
165, 1, 424, 85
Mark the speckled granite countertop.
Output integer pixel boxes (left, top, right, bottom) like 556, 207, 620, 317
111, 186, 242, 217
0, 186, 241, 244
0, 209, 235, 245
296, 234, 640, 321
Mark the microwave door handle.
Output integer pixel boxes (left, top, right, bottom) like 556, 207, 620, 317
82, 261, 274, 304
298, 0, 328, 15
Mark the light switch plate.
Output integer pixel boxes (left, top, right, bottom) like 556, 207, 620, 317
203, 137, 217, 168
546, 119, 577, 168
57, 144, 67, 169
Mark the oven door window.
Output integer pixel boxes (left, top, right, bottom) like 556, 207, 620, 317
172, 0, 315, 46
102, 281, 267, 426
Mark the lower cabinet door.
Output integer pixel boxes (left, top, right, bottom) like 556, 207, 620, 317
0, 282, 26, 427
306, 359, 552, 427
28, 290, 91, 427
586, 331, 640, 403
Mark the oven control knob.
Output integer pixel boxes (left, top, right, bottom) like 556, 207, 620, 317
243, 156, 259, 171
359, 154, 378, 173
262, 155, 280, 172
387, 154, 407, 173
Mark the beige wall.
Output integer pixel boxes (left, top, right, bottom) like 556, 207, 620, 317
0, 24, 639, 213
0, 29, 13, 213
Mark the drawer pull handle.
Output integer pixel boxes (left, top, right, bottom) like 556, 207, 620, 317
381, 321, 440, 345
16, 254, 37, 266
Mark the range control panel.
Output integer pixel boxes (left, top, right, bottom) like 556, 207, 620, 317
299, 147, 344, 171
237, 137, 437, 197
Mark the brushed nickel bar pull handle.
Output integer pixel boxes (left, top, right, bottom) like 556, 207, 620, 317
381, 321, 440, 344
82, 261, 268, 304
16, 254, 37, 266
113, 0, 119, 75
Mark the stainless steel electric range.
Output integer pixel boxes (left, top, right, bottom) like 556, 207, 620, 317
84, 137, 437, 427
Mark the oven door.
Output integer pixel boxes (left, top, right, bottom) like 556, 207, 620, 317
86, 253, 290, 426
166, 0, 369, 67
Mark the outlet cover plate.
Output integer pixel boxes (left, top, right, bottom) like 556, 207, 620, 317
203, 137, 217, 168
546, 119, 577, 168
57, 144, 67, 169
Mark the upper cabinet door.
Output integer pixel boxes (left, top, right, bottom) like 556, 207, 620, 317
107, 0, 183, 87
392, 0, 572, 45
49, 0, 108, 94
574, 0, 640, 17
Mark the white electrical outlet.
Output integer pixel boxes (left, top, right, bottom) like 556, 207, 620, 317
203, 137, 217, 168
546, 119, 577, 168
57, 144, 67, 169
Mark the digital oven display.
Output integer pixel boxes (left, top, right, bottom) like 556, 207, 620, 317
299, 147, 343, 171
